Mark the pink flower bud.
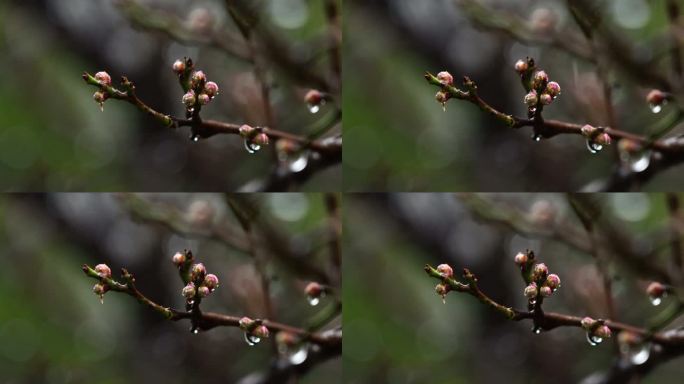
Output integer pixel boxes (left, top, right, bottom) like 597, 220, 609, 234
239, 317, 255, 330
539, 93, 553, 105
253, 325, 270, 339
239, 124, 255, 138
197, 286, 210, 298
532, 70, 548, 89
172, 252, 186, 266
93, 91, 108, 104
254, 133, 269, 146
204, 81, 219, 97
190, 263, 207, 282
546, 81, 561, 97
172, 60, 186, 74
545, 274, 561, 290
437, 71, 454, 86
595, 132, 612, 146
539, 286, 552, 297
93, 283, 109, 295
532, 263, 548, 281
436, 264, 454, 278
182, 283, 196, 299
203, 274, 219, 290
581, 124, 597, 137
524, 283, 538, 298
524, 90, 538, 106
435, 283, 450, 296
304, 89, 324, 105
646, 89, 667, 106
305, 282, 323, 298
435, 90, 450, 104
646, 282, 667, 298
95, 71, 111, 86
595, 325, 612, 339
581, 317, 596, 330
198, 93, 211, 105
514, 252, 528, 265
191, 70, 207, 87
514, 59, 528, 74
182, 91, 196, 107
94, 264, 111, 278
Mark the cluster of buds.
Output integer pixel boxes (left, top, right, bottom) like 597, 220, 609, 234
92, 71, 112, 112
304, 89, 327, 114
515, 58, 561, 112
434, 71, 454, 111
172, 251, 219, 302
581, 316, 612, 345
581, 124, 612, 153
92, 263, 112, 304
433, 263, 454, 303
239, 317, 270, 346
172, 58, 219, 113
514, 251, 561, 303
239, 124, 270, 153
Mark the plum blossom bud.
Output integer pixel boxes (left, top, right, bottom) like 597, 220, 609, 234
524, 90, 538, 106
93, 283, 109, 295
198, 93, 211, 105
190, 263, 207, 282
532, 70, 549, 89
435, 283, 450, 297
546, 81, 561, 97
95, 71, 112, 86
595, 132, 612, 146
436, 264, 454, 278
595, 325, 612, 339
182, 283, 196, 299
305, 282, 323, 298
435, 90, 450, 104
647, 282, 667, 299
204, 81, 219, 98
514, 252, 528, 265
545, 274, 561, 290
203, 274, 219, 290
524, 283, 538, 298
581, 317, 597, 330
532, 263, 548, 281
172, 60, 186, 74
239, 317, 255, 330
182, 91, 196, 107
437, 71, 454, 86
191, 70, 207, 87
581, 124, 597, 138
172, 252, 186, 266
539, 286, 552, 297
254, 133, 269, 146
197, 286, 210, 298
304, 89, 324, 105
239, 124, 255, 138
646, 89, 667, 107
94, 264, 111, 279
539, 93, 553, 105
253, 325, 270, 339
514, 59, 528, 74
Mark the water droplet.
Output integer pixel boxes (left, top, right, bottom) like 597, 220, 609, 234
586, 332, 603, 346
287, 345, 309, 365
307, 296, 320, 306
649, 103, 663, 114
528, 299, 537, 306
441, 102, 447, 112
288, 153, 309, 173
586, 139, 603, 154
99, 295, 104, 304
192, 328, 199, 334
244, 139, 261, 154
649, 295, 663, 306
532, 326, 542, 334
244, 333, 261, 346
629, 151, 651, 173
308, 104, 320, 114
99, 103, 105, 112
190, 134, 200, 142
629, 344, 651, 365
531, 134, 542, 142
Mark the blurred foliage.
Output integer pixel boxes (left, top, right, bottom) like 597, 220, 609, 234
343, 0, 684, 191
0, 193, 340, 383
343, 193, 684, 383
0, 0, 339, 191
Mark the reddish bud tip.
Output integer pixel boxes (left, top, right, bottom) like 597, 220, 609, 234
172, 252, 186, 266
239, 317, 255, 330
203, 274, 219, 290
646, 282, 667, 298
436, 71, 454, 86
190, 263, 207, 282
546, 81, 561, 97
197, 286, 210, 298
435, 90, 450, 104
182, 91, 196, 107
514, 59, 528, 74
436, 264, 454, 278
595, 325, 612, 339
532, 70, 549, 88
435, 283, 450, 296
304, 282, 323, 298
253, 325, 270, 339
191, 70, 207, 87
524, 283, 538, 298
581, 124, 597, 137
172, 60, 186, 74
514, 252, 528, 265
595, 132, 612, 146
540, 286, 552, 297
239, 124, 255, 138
93, 283, 109, 295
539, 93, 553, 105
545, 274, 561, 290
524, 90, 538, 106
532, 263, 548, 281
198, 93, 211, 105
204, 81, 219, 97
94, 264, 112, 279
304, 89, 324, 105
182, 283, 196, 299
93, 91, 108, 104
254, 133, 269, 146
95, 71, 112, 86
581, 317, 596, 330
646, 89, 667, 106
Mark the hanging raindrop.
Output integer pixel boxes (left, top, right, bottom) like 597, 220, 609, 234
649, 294, 664, 306
307, 296, 320, 306
532, 325, 542, 334
244, 333, 261, 346
586, 139, 603, 154
629, 151, 651, 173
531, 133, 542, 142
288, 153, 309, 173
441, 102, 447, 112
287, 345, 309, 365
649, 103, 663, 114
244, 139, 261, 154
308, 104, 321, 114
586, 332, 603, 346
628, 343, 651, 365
190, 134, 200, 142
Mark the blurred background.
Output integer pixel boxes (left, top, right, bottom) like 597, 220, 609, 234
0, 193, 341, 383
344, 193, 684, 383
0, 0, 340, 191
344, 0, 684, 191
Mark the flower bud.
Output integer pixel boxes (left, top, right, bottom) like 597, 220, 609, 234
172, 60, 186, 74
436, 264, 454, 278
581, 316, 597, 330
646, 281, 667, 298
182, 91, 196, 107
524, 283, 538, 298
595, 132, 612, 146
524, 90, 538, 106
514, 59, 528, 74
545, 274, 561, 290
514, 252, 528, 265
198, 93, 211, 105
437, 71, 454, 86
254, 133, 270, 146
435, 90, 450, 104
239, 124, 255, 138
239, 317, 255, 330
646, 89, 667, 106
93, 91, 108, 104
94, 264, 112, 279
204, 81, 219, 97
595, 325, 612, 339
253, 325, 270, 339
304, 282, 323, 298
304, 89, 324, 105
190, 263, 207, 282
95, 71, 112, 86
581, 124, 597, 138
532, 263, 548, 281
532, 70, 549, 89
172, 252, 186, 266
191, 70, 207, 87
539, 93, 553, 105
93, 283, 109, 295
435, 283, 450, 296
546, 81, 561, 97
182, 283, 196, 299
197, 286, 210, 298
539, 285, 552, 297
203, 274, 219, 290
